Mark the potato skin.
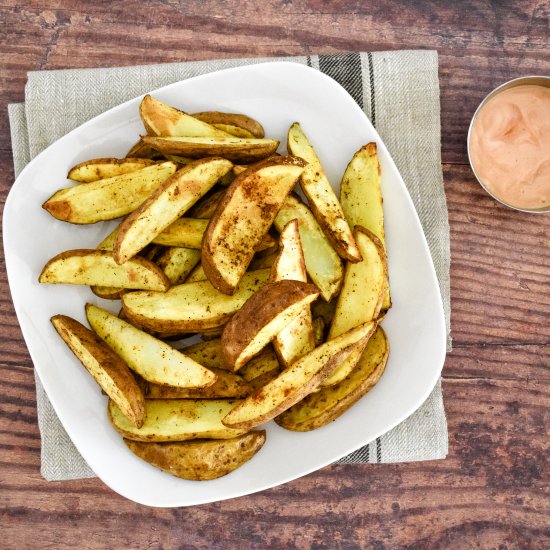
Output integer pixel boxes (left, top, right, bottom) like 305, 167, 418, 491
124, 431, 266, 480
221, 280, 320, 371
192, 112, 265, 139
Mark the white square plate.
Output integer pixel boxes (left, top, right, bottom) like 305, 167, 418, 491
3, 62, 446, 507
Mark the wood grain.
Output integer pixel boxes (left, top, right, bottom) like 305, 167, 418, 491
0, 0, 549, 548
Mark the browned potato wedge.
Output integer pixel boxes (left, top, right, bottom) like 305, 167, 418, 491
185, 264, 207, 283
187, 189, 226, 219
164, 154, 195, 165
86, 304, 216, 388
67, 158, 156, 183
248, 249, 279, 271
142, 135, 280, 163
200, 327, 224, 340
126, 139, 166, 159
276, 327, 389, 431
39, 249, 170, 291
124, 431, 266, 480
222, 280, 320, 371
109, 399, 247, 441
143, 369, 251, 399
51, 315, 145, 427
287, 123, 361, 262
274, 194, 343, 301
238, 347, 280, 382
269, 220, 315, 367
222, 320, 377, 430
232, 165, 248, 176
140, 95, 231, 138
91, 226, 125, 299
321, 227, 387, 387
192, 112, 265, 139
202, 156, 306, 294
113, 158, 233, 264
43, 161, 178, 224
122, 268, 270, 333
156, 247, 201, 285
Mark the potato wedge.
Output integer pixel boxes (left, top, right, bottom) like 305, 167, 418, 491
188, 189, 226, 219
122, 268, 270, 333
202, 156, 306, 294
274, 194, 343, 301
142, 135, 280, 163
287, 123, 361, 262
156, 247, 201, 285
140, 95, 231, 138
222, 280, 320, 371
43, 161, 177, 224
126, 139, 166, 159
51, 315, 145, 427
340, 143, 391, 310
86, 304, 215, 388
39, 249, 170, 291
179, 339, 224, 369
143, 369, 251, 399
124, 431, 266, 480
222, 320, 377, 430
109, 399, 247, 441
276, 327, 389, 431
238, 347, 280, 381
185, 264, 207, 283
113, 158, 233, 263
164, 154, 195, 165
192, 112, 265, 139
312, 316, 326, 346
67, 158, 156, 183
269, 220, 315, 367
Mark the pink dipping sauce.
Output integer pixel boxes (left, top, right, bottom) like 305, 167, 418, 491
469, 85, 550, 210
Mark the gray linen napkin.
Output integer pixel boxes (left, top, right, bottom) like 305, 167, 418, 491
8, 50, 450, 481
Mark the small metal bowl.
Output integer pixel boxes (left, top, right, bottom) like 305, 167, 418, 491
467, 75, 550, 214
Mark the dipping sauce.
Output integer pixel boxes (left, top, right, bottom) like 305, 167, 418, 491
469, 84, 550, 210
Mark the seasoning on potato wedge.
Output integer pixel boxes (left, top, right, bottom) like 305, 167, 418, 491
156, 247, 201, 285
39, 249, 170, 291
276, 327, 389, 431
202, 156, 306, 295
192, 111, 265, 139
124, 430, 266, 480
67, 157, 156, 183
51, 314, 145, 428
222, 320, 378, 430
43, 161, 177, 224
86, 304, 216, 388
113, 158, 233, 264
109, 398, 247, 442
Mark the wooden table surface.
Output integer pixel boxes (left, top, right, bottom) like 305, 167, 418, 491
1, 1, 548, 548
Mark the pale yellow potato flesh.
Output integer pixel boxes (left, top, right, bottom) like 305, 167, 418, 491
269, 220, 315, 368
109, 399, 247, 442
51, 315, 145, 428
274, 195, 343, 302
192, 111, 265, 139
67, 158, 156, 183
188, 189, 225, 219
42, 162, 177, 224
340, 143, 391, 310
202, 157, 305, 294
238, 347, 281, 382
157, 247, 202, 285
276, 327, 389, 431
39, 249, 170, 291
185, 264, 207, 283
90, 226, 125, 299
222, 320, 377, 430
86, 304, 216, 388
121, 268, 270, 333
140, 95, 231, 138
287, 123, 361, 262
179, 339, 225, 370
124, 431, 266, 480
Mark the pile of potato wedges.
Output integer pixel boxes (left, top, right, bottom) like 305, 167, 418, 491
40, 95, 389, 480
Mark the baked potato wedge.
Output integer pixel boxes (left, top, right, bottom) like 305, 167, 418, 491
202, 156, 306, 294
126, 139, 165, 160
276, 327, 389, 431
185, 264, 207, 283
340, 143, 390, 310
51, 315, 145, 428
113, 158, 233, 264
67, 158, 156, 183
121, 268, 270, 333
109, 398, 247, 441
86, 304, 216, 388
90, 226, 125, 299
192, 111, 265, 139
179, 339, 224, 369
39, 249, 170, 291
222, 280, 320, 371
287, 123, 361, 262
142, 368, 251, 399
274, 194, 343, 301
140, 95, 231, 138
156, 247, 201, 285
269, 220, 315, 367
142, 135, 280, 163
43, 161, 177, 224
222, 320, 378, 430
188, 189, 226, 219
124, 430, 266, 480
